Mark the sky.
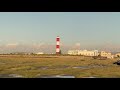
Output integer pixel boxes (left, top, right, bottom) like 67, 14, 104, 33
0, 12, 120, 53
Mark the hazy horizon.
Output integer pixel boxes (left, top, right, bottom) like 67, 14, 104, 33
0, 12, 120, 53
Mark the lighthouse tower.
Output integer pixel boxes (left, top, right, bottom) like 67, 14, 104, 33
56, 36, 60, 55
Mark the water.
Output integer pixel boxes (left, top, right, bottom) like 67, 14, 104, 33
72, 65, 107, 69
50, 65, 70, 69
82, 76, 96, 78
0, 74, 23, 78
73, 66, 90, 69
35, 65, 69, 70
52, 75, 75, 78
36, 75, 75, 78
9, 74, 23, 78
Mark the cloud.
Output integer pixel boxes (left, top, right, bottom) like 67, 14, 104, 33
0, 42, 78, 54
75, 43, 80, 46
6, 43, 19, 48
32, 43, 46, 49
7, 43, 18, 46
75, 43, 80, 47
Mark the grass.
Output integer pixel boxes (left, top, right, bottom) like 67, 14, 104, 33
0, 55, 119, 78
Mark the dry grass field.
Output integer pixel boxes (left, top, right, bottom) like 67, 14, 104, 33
0, 55, 120, 78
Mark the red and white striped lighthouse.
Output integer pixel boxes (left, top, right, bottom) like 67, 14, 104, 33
56, 36, 60, 54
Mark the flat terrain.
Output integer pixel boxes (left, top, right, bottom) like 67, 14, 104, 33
0, 55, 119, 78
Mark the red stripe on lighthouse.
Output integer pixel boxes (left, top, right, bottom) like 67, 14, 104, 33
56, 45, 60, 48
56, 38, 60, 41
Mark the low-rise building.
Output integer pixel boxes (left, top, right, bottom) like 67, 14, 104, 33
99, 51, 114, 59
68, 50, 99, 56
68, 50, 79, 55
114, 53, 120, 57
36, 52, 44, 55
68, 50, 114, 59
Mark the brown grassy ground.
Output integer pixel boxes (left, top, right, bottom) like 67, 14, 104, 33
0, 55, 119, 78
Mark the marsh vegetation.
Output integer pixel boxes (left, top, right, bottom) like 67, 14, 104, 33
0, 55, 119, 78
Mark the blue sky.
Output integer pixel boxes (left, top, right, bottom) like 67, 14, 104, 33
0, 12, 120, 53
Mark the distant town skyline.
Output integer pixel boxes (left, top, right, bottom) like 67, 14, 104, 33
0, 12, 120, 53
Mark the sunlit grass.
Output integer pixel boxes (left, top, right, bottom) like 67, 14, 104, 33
0, 55, 119, 78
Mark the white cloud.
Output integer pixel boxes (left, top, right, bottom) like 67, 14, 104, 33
32, 43, 46, 48
70, 43, 81, 49
75, 43, 80, 46
6, 43, 19, 47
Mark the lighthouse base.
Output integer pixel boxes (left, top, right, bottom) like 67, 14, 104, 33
56, 52, 60, 55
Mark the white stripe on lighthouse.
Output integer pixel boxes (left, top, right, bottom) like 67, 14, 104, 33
56, 42, 60, 45
56, 48, 60, 52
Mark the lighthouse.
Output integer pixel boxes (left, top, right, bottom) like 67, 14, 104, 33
56, 36, 60, 55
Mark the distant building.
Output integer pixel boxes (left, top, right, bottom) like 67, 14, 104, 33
36, 52, 44, 55
68, 50, 114, 59
68, 50, 99, 56
10, 52, 31, 55
99, 51, 114, 59
68, 50, 79, 55
114, 53, 120, 57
